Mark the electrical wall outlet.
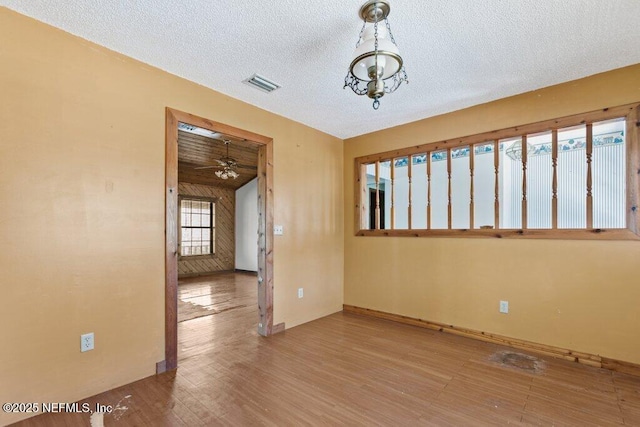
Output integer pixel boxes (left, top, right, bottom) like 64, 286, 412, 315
274, 225, 284, 235
298, 288, 304, 299
81, 333, 94, 352
499, 300, 509, 314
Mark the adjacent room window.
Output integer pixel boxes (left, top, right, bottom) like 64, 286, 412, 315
355, 103, 639, 239
180, 198, 215, 256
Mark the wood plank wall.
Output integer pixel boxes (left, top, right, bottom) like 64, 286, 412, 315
178, 182, 235, 277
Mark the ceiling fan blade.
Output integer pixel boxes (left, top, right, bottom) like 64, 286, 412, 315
193, 165, 219, 170
236, 164, 257, 170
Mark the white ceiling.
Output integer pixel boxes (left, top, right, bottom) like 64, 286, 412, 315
2, 1, 640, 139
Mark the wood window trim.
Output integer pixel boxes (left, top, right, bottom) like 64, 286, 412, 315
177, 195, 216, 259
178, 253, 216, 261
354, 103, 640, 240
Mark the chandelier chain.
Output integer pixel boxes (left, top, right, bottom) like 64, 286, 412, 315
373, 3, 379, 52
355, 21, 366, 48
385, 18, 396, 45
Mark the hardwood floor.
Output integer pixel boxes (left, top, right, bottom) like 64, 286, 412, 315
177, 272, 258, 356
12, 274, 640, 425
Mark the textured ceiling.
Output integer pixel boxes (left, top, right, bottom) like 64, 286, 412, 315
2, 1, 640, 139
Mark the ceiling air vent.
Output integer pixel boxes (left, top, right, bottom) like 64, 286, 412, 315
242, 74, 281, 93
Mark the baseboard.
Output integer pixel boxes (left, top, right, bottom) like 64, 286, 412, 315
178, 269, 235, 279
235, 269, 258, 275
272, 322, 285, 334
601, 358, 640, 377
343, 304, 640, 378
156, 360, 167, 374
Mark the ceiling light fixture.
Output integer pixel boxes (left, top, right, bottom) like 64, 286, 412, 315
506, 140, 535, 161
215, 167, 240, 180
214, 140, 240, 180
344, 0, 408, 110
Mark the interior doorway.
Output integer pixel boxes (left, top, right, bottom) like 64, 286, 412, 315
163, 108, 278, 372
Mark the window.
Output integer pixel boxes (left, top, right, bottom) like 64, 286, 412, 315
180, 198, 215, 256
355, 103, 640, 239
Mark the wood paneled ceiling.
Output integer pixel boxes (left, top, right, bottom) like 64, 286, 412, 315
178, 129, 258, 190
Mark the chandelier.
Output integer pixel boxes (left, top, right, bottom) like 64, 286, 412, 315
344, 0, 408, 110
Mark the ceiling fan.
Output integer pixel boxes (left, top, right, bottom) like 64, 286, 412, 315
193, 139, 256, 180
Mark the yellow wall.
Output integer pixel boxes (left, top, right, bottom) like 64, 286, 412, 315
345, 64, 640, 366
0, 8, 343, 424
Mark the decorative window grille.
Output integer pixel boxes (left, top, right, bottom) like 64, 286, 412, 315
355, 104, 639, 240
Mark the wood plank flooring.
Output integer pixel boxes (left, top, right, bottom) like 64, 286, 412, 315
177, 273, 255, 325
12, 273, 640, 426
